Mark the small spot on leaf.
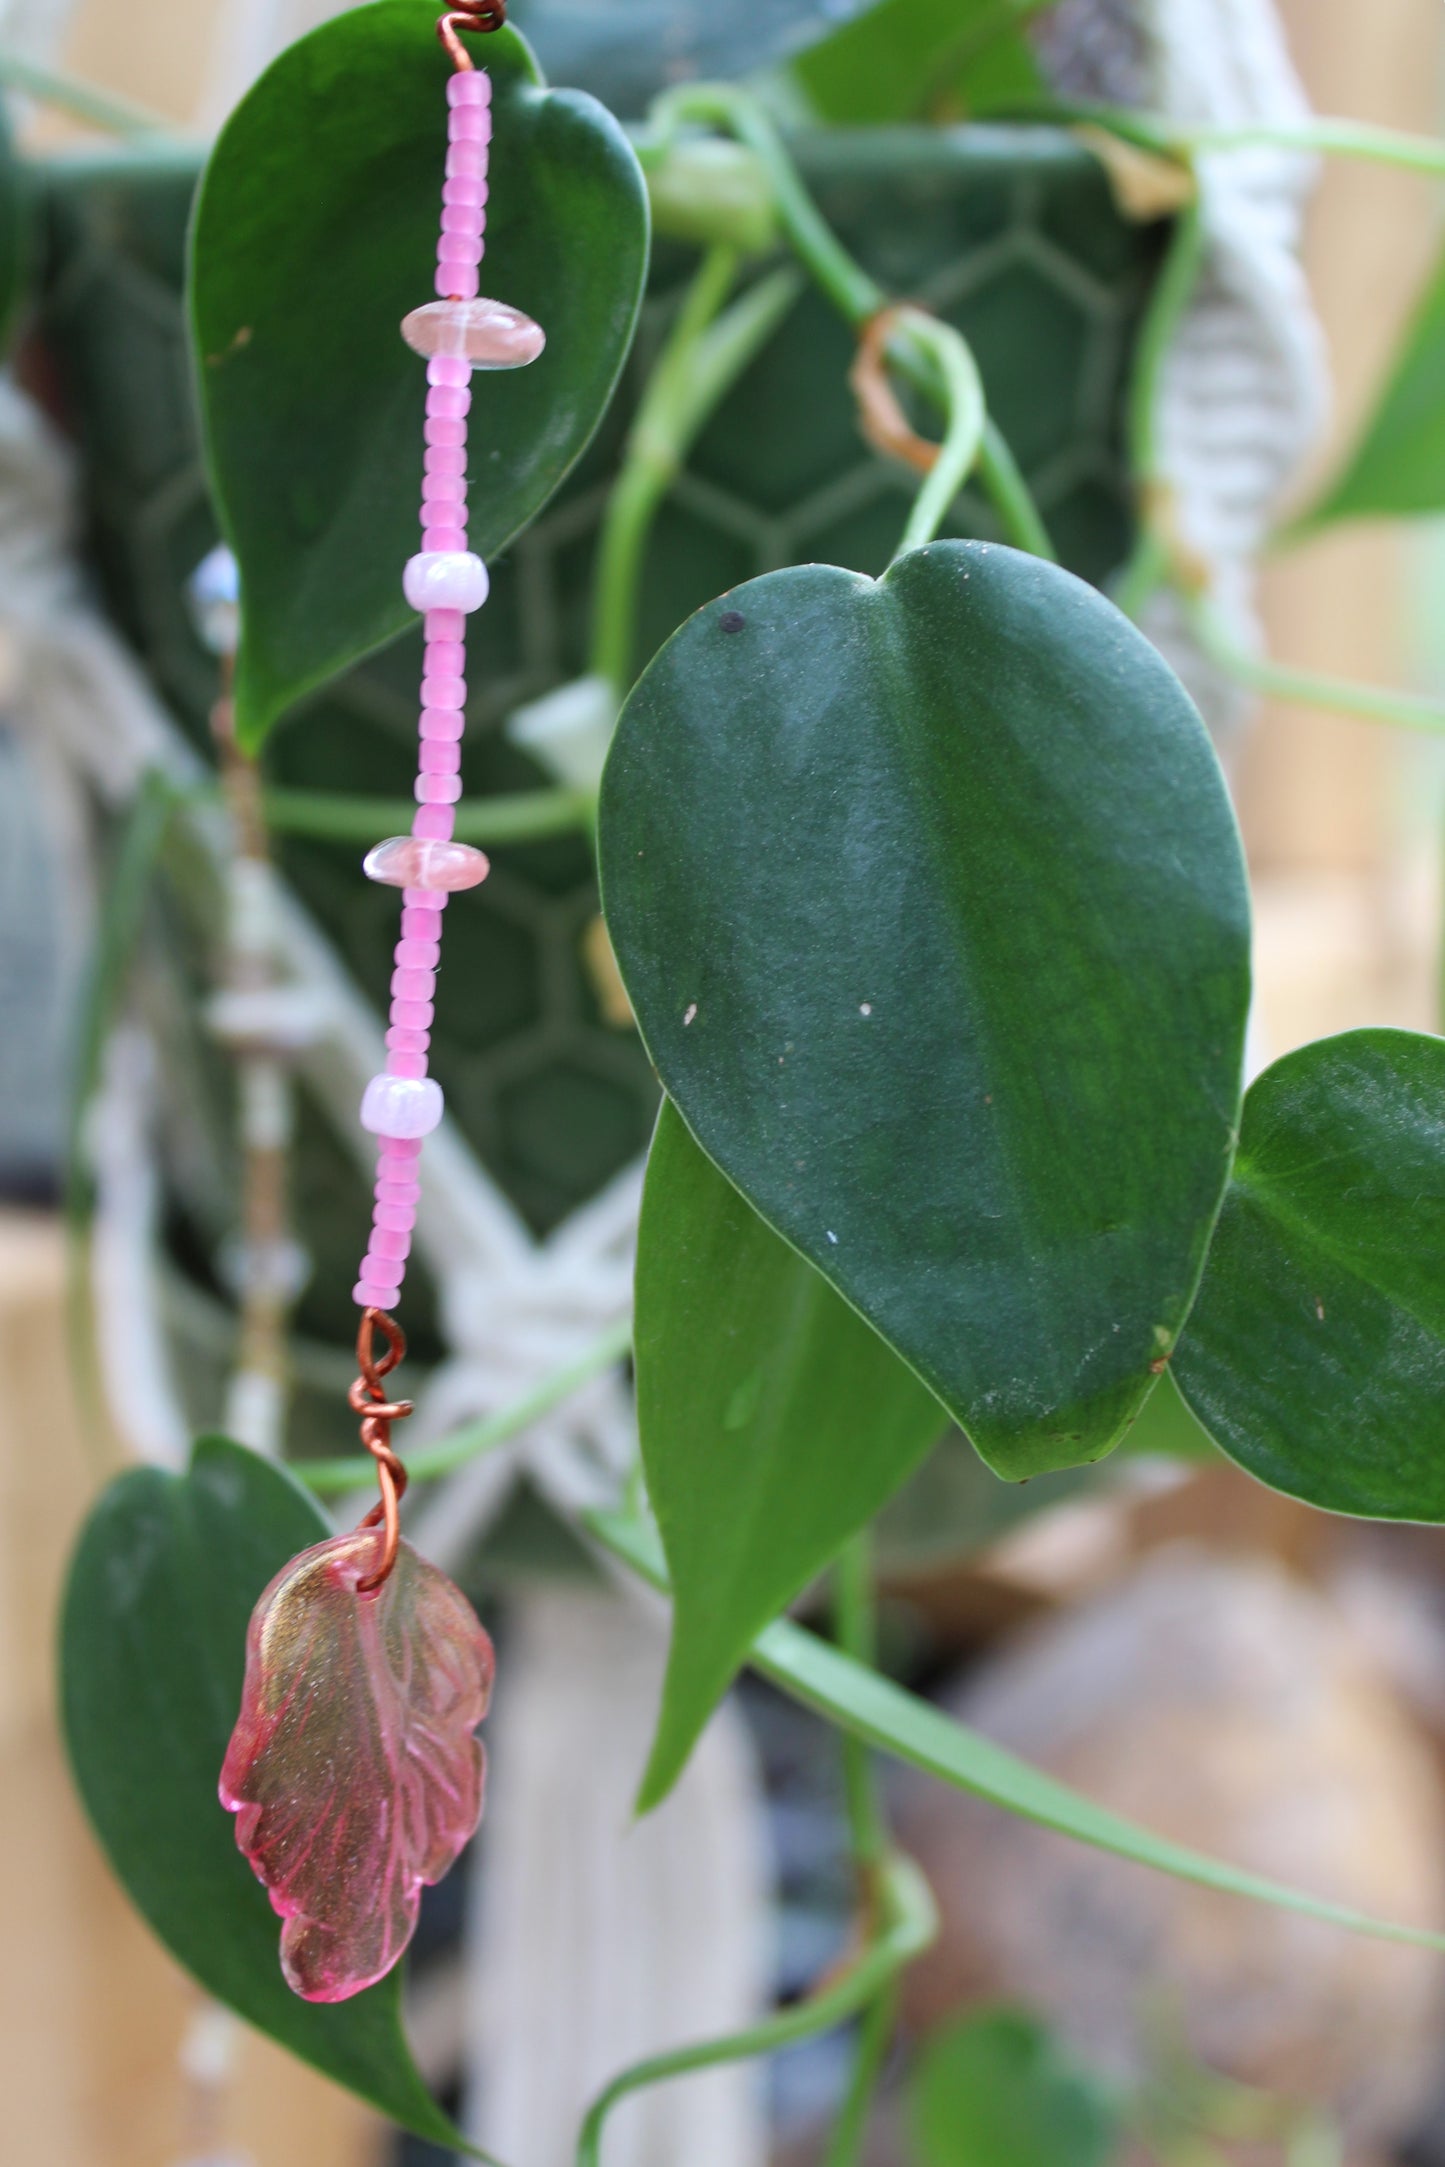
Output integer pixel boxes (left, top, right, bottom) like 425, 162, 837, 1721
719, 610, 746, 634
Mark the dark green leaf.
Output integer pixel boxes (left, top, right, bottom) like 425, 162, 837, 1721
769, 0, 1047, 125
60, 1436, 471, 2149
636, 1099, 946, 1807
1174, 1028, 1445, 1520
190, 0, 649, 747
908, 2008, 1120, 2167
1302, 241, 1445, 526
598, 542, 1251, 1479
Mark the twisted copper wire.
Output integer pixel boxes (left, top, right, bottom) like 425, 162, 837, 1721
438, 1, 506, 69
349, 1308, 414, 1591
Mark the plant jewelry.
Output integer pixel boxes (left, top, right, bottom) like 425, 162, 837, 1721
219, 0, 544, 2004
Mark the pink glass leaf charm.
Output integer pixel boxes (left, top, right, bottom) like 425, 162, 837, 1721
219, 1528, 495, 2003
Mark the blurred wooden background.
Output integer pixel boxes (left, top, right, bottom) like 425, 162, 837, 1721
6, 0, 1445, 2161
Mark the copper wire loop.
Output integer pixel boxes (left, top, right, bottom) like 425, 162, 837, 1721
850, 305, 944, 479
349, 1308, 414, 1591
437, 2, 506, 69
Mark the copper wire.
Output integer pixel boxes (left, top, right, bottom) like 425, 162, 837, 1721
349, 1308, 414, 1591
850, 305, 943, 478
437, 1, 506, 70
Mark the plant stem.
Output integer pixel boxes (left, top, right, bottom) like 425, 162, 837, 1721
591, 254, 802, 692
573, 1853, 936, 2167
893, 314, 987, 560
1186, 592, 1445, 735
1046, 101, 1445, 181
1113, 198, 1205, 617
823, 1984, 900, 2167
298, 1316, 632, 1495
978, 420, 1058, 559
0, 47, 178, 139
262, 785, 594, 846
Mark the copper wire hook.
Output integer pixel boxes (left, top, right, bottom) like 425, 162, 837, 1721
437, 1, 506, 70
349, 1307, 414, 1591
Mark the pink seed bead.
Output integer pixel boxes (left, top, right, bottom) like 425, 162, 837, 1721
443, 176, 487, 209
392, 965, 436, 1003
424, 444, 467, 477
414, 804, 456, 841
417, 773, 463, 805
377, 1158, 421, 1189
423, 638, 465, 675
364, 835, 487, 891
422, 473, 466, 507
424, 607, 465, 641
420, 673, 466, 709
354, 1278, 399, 1310
422, 527, 468, 555
387, 1028, 431, 1057
437, 263, 481, 300
395, 936, 442, 970
450, 105, 491, 141
371, 1226, 413, 1262
393, 999, 437, 1031
375, 1201, 418, 1234
426, 381, 471, 418
420, 707, 465, 742
428, 354, 471, 388
447, 68, 491, 105
438, 228, 483, 260
376, 1178, 421, 1205
420, 739, 461, 776
401, 905, 443, 939
441, 203, 485, 238
386, 1051, 428, 1083
425, 414, 466, 446
403, 297, 545, 371
363, 1262, 406, 1297
447, 141, 485, 178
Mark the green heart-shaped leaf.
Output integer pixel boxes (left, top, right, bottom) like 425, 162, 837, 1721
60, 1436, 471, 2149
636, 1099, 946, 1808
599, 541, 1251, 1478
190, 1, 649, 748
768, 0, 1046, 123
908, 2008, 1120, 2167
1301, 241, 1445, 528
1174, 1028, 1445, 1520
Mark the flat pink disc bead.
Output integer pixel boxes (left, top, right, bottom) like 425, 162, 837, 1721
364, 836, 490, 892
401, 299, 547, 371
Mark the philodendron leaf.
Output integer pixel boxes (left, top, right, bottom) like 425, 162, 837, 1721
1173, 1029, 1445, 1520
598, 542, 1251, 1480
1302, 241, 1445, 527
769, 0, 1047, 124
636, 1099, 946, 1808
908, 2008, 1120, 2167
190, 1, 649, 748
60, 1436, 472, 2150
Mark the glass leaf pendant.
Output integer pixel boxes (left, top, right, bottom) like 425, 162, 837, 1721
220, 1527, 495, 2002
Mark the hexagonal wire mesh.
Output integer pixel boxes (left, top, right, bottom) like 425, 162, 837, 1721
33, 128, 1163, 1449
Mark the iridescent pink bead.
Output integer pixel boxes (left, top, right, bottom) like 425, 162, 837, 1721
403, 552, 489, 613
401, 299, 546, 371
363, 836, 490, 892
360, 1073, 443, 1140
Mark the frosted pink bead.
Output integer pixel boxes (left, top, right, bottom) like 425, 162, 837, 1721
364, 834, 488, 891
401, 905, 443, 939
427, 381, 471, 417
428, 354, 470, 389
438, 229, 483, 261
363, 1242, 405, 1278
450, 105, 491, 141
386, 1053, 428, 1084
386, 1029, 430, 1057
392, 965, 436, 1003
425, 413, 466, 446
403, 552, 488, 613
440, 204, 485, 238
437, 263, 481, 301
420, 672, 466, 709
420, 740, 461, 776
447, 142, 485, 179
376, 1179, 421, 1206
414, 805, 456, 841
360, 1073, 443, 1140
423, 638, 465, 675
424, 607, 464, 640
422, 473, 466, 509
421, 707, 465, 742
402, 299, 545, 371
443, 177, 487, 210
353, 1278, 399, 1310
378, 1155, 422, 1188
393, 1000, 436, 1032
425, 444, 467, 477
447, 69, 490, 105
422, 527, 467, 556
395, 937, 442, 970
417, 774, 463, 806
375, 1202, 418, 1234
